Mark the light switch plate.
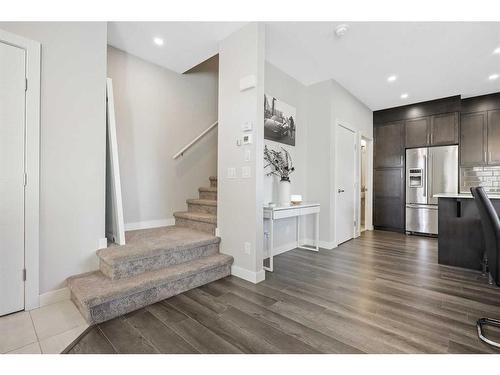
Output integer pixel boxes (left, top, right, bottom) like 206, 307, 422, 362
242, 166, 251, 178
245, 149, 251, 162
227, 167, 237, 179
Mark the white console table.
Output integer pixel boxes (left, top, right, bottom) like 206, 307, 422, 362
263, 202, 320, 272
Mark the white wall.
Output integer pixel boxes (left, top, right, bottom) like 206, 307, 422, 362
263, 62, 309, 254
303, 79, 373, 248
107, 47, 218, 229
0, 22, 107, 294
218, 23, 265, 283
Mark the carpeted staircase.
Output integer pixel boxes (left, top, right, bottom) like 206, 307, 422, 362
67, 176, 232, 325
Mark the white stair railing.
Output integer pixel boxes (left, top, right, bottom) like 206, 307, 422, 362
172, 121, 218, 159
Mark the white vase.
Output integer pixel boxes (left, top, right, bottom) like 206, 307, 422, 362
278, 178, 291, 206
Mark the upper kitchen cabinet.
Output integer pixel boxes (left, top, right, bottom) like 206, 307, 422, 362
487, 109, 500, 165
460, 111, 486, 166
405, 117, 430, 148
374, 121, 404, 168
430, 112, 459, 145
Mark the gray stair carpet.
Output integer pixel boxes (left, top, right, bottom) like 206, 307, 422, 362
97, 226, 220, 280
67, 176, 230, 325
68, 253, 232, 324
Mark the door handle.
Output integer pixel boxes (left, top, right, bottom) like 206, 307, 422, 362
338, 189, 345, 193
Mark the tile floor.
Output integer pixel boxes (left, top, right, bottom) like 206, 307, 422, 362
0, 300, 88, 354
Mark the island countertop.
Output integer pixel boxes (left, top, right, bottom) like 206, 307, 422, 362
433, 193, 500, 199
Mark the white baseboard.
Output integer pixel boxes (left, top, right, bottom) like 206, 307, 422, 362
302, 238, 337, 250
125, 218, 175, 231
39, 287, 70, 307
231, 265, 266, 284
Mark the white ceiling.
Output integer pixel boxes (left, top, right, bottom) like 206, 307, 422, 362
107, 22, 500, 110
107, 22, 246, 73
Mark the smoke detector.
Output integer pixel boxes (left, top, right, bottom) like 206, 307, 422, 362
335, 24, 349, 38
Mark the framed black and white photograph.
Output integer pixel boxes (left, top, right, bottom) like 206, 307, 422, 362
264, 94, 296, 146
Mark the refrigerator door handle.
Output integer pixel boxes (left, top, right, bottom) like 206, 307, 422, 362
423, 155, 427, 197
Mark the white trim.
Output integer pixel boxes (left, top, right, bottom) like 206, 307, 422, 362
231, 265, 265, 284
0, 29, 41, 311
106, 78, 126, 245
359, 134, 374, 235
303, 238, 337, 250
124, 218, 175, 231
333, 120, 358, 247
39, 287, 70, 307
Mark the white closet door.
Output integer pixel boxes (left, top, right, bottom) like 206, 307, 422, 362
0, 41, 26, 316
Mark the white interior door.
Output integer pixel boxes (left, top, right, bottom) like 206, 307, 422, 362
0, 41, 26, 316
336, 124, 356, 245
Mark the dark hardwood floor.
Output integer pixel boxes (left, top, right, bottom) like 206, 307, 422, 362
65, 230, 500, 354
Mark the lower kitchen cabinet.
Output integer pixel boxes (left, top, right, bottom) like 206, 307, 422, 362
374, 168, 405, 231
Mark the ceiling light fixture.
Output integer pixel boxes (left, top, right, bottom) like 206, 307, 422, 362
400, 93, 409, 99
387, 75, 397, 83
489, 73, 499, 81
334, 24, 349, 38
493, 47, 500, 55
153, 37, 164, 46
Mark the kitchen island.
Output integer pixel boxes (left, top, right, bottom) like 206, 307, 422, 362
435, 193, 500, 270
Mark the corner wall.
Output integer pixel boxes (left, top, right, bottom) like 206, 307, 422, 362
218, 23, 265, 283
0, 22, 107, 294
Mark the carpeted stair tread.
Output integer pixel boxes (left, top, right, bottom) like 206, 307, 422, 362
97, 226, 218, 265
199, 186, 217, 192
186, 198, 217, 206
96, 226, 220, 279
173, 211, 217, 223
68, 253, 233, 323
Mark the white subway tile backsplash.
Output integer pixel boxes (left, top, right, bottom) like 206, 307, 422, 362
460, 166, 500, 193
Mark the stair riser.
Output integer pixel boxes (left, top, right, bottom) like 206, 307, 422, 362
210, 180, 217, 188
187, 202, 217, 215
74, 264, 231, 324
175, 217, 216, 235
99, 243, 220, 280
199, 191, 217, 200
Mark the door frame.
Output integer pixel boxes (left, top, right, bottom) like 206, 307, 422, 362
357, 134, 373, 236
333, 121, 357, 246
0, 29, 41, 311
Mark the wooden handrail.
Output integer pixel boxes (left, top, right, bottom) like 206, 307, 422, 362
172, 121, 218, 159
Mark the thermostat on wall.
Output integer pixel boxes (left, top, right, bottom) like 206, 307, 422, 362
242, 134, 253, 144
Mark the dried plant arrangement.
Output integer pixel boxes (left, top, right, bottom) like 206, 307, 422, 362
264, 145, 295, 181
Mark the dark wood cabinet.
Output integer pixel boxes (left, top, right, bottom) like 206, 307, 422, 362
374, 121, 404, 168
460, 111, 486, 166
405, 117, 429, 148
374, 168, 404, 230
487, 109, 500, 165
431, 112, 458, 145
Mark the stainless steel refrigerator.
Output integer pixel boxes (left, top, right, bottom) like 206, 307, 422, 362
405, 145, 458, 235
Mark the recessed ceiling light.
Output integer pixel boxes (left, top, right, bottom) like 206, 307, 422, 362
493, 47, 500, 55
387, 75, 397, 83
153, 37, 164, 46
400, 93, 409, 99
489, 73, 499, 81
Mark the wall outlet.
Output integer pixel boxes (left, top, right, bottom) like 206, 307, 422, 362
244, 242, 251, 254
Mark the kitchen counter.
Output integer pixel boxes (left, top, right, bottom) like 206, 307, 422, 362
436, 194, 500, 271
434, 193, 500, 199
